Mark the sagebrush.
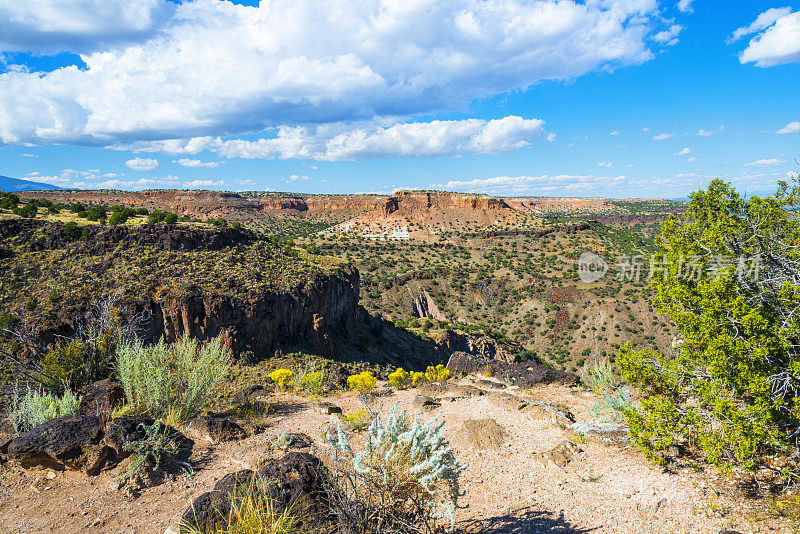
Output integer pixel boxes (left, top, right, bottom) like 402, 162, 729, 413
116, 334, 231, 421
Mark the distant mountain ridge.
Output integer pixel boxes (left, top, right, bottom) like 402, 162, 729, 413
0, 175, 61, 192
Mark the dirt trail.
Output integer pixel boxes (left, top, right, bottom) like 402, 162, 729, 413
0, 379, 783, 533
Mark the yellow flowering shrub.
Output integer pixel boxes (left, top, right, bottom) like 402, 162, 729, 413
425, 364, 450, 382
347, 371, 377, 393
345, 408, 372, 431
411, 371, 425, 386
388, 367, 411, 389
269, 368, 294, 390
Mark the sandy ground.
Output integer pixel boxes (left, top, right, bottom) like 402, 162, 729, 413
0, 378, 792, 534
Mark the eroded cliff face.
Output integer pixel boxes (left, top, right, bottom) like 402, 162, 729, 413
136, 265, 359, 356
0, 219, 359, 359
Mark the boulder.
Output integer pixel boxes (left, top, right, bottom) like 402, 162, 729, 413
460, 418, 508, 450
411, 395, 441, 412
568, 422, 630, 447
181, 452, 330, 532
79, 379, 125, 419
103, 415, 156, 456
521, 401, 575, 429
187, 416, 247, 444
487, 393, 527, 412
181, 490, 234, 532
534, 440, 581, 469
314, 401, 342, 416
446, 351, 579, 387
6, 415, 111, 475
104, 415, 193, 463
256, 452, 329, 518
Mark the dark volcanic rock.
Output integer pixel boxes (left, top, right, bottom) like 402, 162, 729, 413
187, 416, 247, 444
103, 415, 193, 462
181, 453, 330, 532
7, 415, 110, 475
447, 351, 578, 386
256, 452, 329, 517
0, 219, 360, 358
102, 415, 157, 457
181, 490, 234, 532
79, 379, 125, 419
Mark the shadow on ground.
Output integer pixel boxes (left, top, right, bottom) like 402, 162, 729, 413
458, 507, 597, 534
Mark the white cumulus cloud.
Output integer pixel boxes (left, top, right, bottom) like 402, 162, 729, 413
0, 0, 666, 147
677, 0, 693, 14
125, 157, 158, 171
175, 158, 218, 168
744, 158, 784, 167
0, 0, 175, 54
124, 116, 548, 161
653, 133, 673, 140
777, 121, 800, 134
735, 9, 800, 67
675, 147, 691, 155
653, 24, 683, 46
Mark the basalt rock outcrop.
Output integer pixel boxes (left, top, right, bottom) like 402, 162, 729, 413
446, 351, 579, 386
0, 219, 360, 358
133, 264, 359, 356
181, 452, 330, 532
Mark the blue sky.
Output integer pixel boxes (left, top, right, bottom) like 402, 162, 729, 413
0, 0, 798, 198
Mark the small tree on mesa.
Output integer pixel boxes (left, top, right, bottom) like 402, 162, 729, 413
620, 178, 800, 485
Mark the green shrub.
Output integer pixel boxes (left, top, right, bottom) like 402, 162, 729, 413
62, 221, 81, 240
85, 205, 107, 222
580, 360, 616, 394
344, 408, 372, 431
116, 335, 231, 421
619, 178, 800, 482
0, 192, 19, 209
589, 386, 638, 423
182, 481, 300, 534
8, 387, 81, 434
109, 211, 129, 225
70, 202, 85, 213
388, 367, 411, 389
14, 203, 38, 218
299, 371, 324, 394
121, 421, 192, 481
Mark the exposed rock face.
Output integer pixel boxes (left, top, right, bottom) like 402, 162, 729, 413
442, 333, 518, 363
256, 197, 309, 211
102, 415, 157, 457
19, 190, 257, 221
6, 413, 195, 478
186, 416, 247, 444
411, 288, 446, 321
446, 351, 579, 386
135, 264, 359, 356
381, 197, 399, 215
0, 219, 360, 358
1, 218, 256, 253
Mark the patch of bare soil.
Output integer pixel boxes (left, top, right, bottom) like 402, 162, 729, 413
0, 379, 792, 533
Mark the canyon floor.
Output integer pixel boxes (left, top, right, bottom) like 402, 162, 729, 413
0, 376, 788, 534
